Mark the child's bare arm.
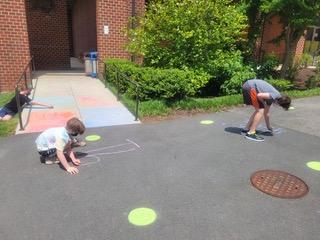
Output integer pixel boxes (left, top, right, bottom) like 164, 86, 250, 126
66, 148, 81, 166
30, 101, 53, 108
257, 92, 271, 101
57, 150, 79, 175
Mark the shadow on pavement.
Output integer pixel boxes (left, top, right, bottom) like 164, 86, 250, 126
224, 127, 273, 136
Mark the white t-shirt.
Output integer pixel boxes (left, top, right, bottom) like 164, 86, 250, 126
35, 127, 70, 151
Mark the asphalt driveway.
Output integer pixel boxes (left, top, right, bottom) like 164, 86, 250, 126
0, 96, 319, 240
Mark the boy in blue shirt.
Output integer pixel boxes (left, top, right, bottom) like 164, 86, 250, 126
36, 117, 85, 175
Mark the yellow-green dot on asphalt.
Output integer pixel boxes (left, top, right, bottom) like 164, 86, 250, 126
307, 161, 320, 171
85, 135, 101, 141
289, 106, 295, 110
128, 208, 157, 226
200, 120, 214, 125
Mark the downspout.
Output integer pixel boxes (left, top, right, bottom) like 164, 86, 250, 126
130, 0, 136, 62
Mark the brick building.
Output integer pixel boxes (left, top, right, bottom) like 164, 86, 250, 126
0, 0, 144, 92
255, 15, 312, 61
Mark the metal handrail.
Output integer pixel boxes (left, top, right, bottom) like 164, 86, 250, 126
99, 59, 140, 121
15, 56, 35, 130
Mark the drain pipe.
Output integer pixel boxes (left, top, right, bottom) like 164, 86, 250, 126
130, 0, 136, 62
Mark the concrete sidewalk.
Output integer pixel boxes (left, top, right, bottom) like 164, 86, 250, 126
17, 71, 139, 134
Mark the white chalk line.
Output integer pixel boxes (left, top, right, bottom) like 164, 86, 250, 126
81, 155, 101, 166
80, 139, 140, 167
126, 138, 141, 149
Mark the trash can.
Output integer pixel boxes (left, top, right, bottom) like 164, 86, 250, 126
84, 55, 92, 76
89, 51, 98, 78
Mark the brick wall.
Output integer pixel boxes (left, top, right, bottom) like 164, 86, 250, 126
26, 0, 70, 70
259, 15, 306, 61
96, 0, 145, 61
0, 0, 31, 92
260, 15, 286, 60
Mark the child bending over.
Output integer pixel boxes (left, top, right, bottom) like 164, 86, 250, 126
242, 79, 291, 142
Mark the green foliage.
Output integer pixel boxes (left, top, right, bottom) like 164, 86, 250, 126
220, 64, 256, 95
0, 92, 17, 137
266, 78, 293, 91
128, 0, 247, 69
127, 0, 249, 95
240, 0, 267, 61
198, 51, 256, 96
0, 92, 14, 106
105, 59, 210, 101
260, 0, 320, 76
255, 53, 280, 79
305, 75, 320, 89
260, 0, 320, 29
135, 87, 320, 118
299, 53, 313, 68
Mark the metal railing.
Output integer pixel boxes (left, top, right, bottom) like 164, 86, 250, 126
15, 56, 35, 130
98, 59, 140, 121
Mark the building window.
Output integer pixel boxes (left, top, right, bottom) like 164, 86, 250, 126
30, 0, 55, 13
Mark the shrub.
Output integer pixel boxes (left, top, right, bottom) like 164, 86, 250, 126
126, 0, 247, 95
306, 75, 320, 89
198, 51, 256, 96
254, 53, 280, 79
266, 78, 294, 91
105, 59, 210, 100
299, 53, 313, 68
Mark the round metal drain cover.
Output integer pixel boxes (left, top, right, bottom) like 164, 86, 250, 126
250, 170, 308, 199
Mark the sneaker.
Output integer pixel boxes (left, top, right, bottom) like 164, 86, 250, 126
245, 132, 264, 142
71, 138, 87, 148
44, 156, 60, 165
241, 128, 249, 134
40, 155, 46, 164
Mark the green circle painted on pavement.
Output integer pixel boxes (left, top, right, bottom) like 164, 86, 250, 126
128, 208, 157, 226
200, 120, 214, 125
307, 161, 320, 171
85, 135, 101, 141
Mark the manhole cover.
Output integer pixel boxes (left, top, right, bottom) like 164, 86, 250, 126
250, 170, 308, 199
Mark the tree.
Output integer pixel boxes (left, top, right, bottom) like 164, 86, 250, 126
260, 0, 320, 78
240, 0, 267, 61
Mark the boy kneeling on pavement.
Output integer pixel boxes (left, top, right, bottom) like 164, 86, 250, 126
35, 117, 85, 175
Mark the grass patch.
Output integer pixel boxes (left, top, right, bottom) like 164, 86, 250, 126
0, 92, 18, 137
115, 87, 320, 119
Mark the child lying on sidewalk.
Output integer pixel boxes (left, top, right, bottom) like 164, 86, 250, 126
35, 117, 86, 175
0, 88, 53, 121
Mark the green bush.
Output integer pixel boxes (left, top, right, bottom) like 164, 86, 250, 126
255, 53, 280, 79
266, 78, 293, 91
105, 59, 210, 100
198, 51, 256, 96
306, 75, 320, 89
126, 0, 247, 95
299, 53, 313, 68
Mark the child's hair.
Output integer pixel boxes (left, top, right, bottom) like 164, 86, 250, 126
276, 95, 291, 110
20, 87, 32, 94
66, 117, 86, 134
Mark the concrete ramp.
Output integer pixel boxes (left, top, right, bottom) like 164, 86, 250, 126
17, 71, 139, 134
